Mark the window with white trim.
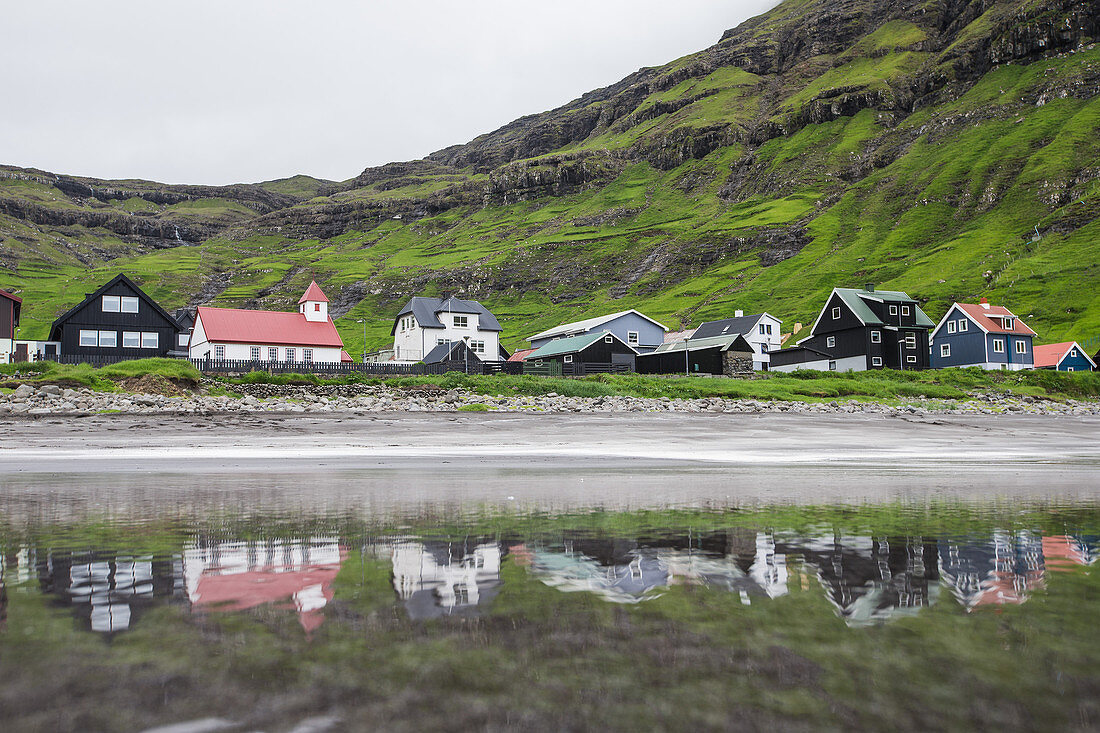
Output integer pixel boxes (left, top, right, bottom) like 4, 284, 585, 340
437, 338, 446, 345
563, 354, 573, 363
214, 344, 226, 359
470, 340, 485, 354
1068, 366, 1075, 372
826, 336, 836, 348
303, 348, 313, 363
604, 335, 613, 343
101, 296, 121, 312
831, 307, 840, 320
889, 305, 898, 316
872, 356, 883, 367
1071, 349, 1078, 357
285, 348, 296, 362
902, 305, 910, 316
178, 334, 189, 347
627, 331, 639, 345
453, 315, 468, 328
268, 347, 278, 361
904, 334, 916, 348
947, 321, 956, 334
141, 332, 158, 349
1015, 340, 1027, 354
906, 355, 917, 363
941, 344, 951, 358
251, 346, 261, 360
871, 330, 881, 343
120, 297, 139, 313
98, 330, 117, 347
1004, 317, 1014, 330
958, 319, 968, 332
123, 331, 141, 348
79, 329, 98, 347
993, 338, 1005, 353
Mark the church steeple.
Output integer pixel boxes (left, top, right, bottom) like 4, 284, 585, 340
298, 281, 329, 322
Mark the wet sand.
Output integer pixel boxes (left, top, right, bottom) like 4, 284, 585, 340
1, 412, 1098, 517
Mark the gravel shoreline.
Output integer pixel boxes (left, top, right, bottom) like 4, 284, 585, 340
3, 381, 1100, 417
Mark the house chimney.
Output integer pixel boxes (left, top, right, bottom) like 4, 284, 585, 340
735, 309, 744, 318
865, 283, 875, 292
980, 297, 990, 310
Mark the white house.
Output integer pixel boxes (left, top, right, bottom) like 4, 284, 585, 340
690, 310, 783, 370
188, 281, 348, 363
391, 296, 503, 362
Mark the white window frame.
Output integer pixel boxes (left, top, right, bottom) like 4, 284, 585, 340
178, 333, 189, 347
1067, 366, 1075, 372
826, 336, 836, 348
285, 347, 296, 362
303, 348, 313, 363
1015, 340, 1026, 354
904, 334, 916, 348
122, 331, 141, 348
563, 354, 573, 363
1004, 317, 1014, 330
627, 331, 639, 345
889, 305, 898, 316
831, 307, 840, 320
79, 329, 98, 347
871, 331, 881, 343
453, 315, 468, 328
214, 344, 226, 359
604, 335, 614, 343
268, 347, 279, 361
993, 338, 1005, 353
470, 340, 485, 354
141, 332, 158, 349
901, 305, 910, 316
947, 321, 956, 334
941, 344, 951, 358
958, 319, 968, 332
98, 330, 117, 347
250, 346, 261, 360
906, 355, 917, 363
1070, 349, 1078, 357
101, 296, 121, 312
120, 297, 139, 313
872, 356, 883, 367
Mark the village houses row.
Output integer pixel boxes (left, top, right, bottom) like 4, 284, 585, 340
0, 275, 1095, 374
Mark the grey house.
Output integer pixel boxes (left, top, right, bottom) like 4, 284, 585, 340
527, 309, 667, 353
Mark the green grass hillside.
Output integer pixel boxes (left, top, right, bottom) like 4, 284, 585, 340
1, 0, 1098, 359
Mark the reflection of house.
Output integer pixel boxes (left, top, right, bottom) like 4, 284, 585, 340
938, 531, 1045, 609
184, 538, 345, 633
531, 544, 668, 604
384, 540, 502, 620
34, 549, 183, 633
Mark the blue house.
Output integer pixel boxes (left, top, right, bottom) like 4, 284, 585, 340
527, 310, 667, 353
930, 299, 1036, 370
1034, 342, 1095, 372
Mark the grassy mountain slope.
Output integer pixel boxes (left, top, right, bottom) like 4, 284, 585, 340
1, 0, 1098, 358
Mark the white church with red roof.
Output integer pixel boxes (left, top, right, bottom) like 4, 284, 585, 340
188, 281, 350, 364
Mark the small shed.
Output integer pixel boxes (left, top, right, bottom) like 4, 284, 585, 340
525, 331, 638, 370
1033, 342, 1096, 372
636, 334, 755, 376
422, 339, 482, 366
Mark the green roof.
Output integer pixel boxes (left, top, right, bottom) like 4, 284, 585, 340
527, 331, 609, 359
834, 288, 935, 328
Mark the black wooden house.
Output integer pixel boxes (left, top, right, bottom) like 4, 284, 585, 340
49, 274, 185, 360
771, 286, 934, 372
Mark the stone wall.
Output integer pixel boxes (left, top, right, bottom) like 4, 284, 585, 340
723, 351, 755, 377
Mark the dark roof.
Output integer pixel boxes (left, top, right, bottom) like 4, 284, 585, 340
422, 340, 482, 364
692, 314, 763, 339
648, 334, 754, 355
49, 273, 183, 341
769, 344, 832, 367
391, 296, 502, 334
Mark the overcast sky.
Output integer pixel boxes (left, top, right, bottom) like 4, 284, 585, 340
1, 1, 777, 185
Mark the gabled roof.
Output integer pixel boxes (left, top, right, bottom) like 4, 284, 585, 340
340, 350, 353, 362
527, 309, 668, 342
507, 347, 537, 362
195, 306, 344, 348
1034, 342, 1096, 369
49, 273, 183, 341
649, 334, 754, 355
951, 303, 1036, 336
0, 289, 22, 305
527, 331, 636, 359
298, 281, 329, 304
663, 328, 697, 343
422, 339, 481, 364
808, 287, 934, 338
391, 296, 502, 334
692, 313, 781, 340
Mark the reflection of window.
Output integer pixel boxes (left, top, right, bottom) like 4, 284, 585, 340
214, 345, 226, 359
123, 332, 141, 348
141, 332, 158, 349
564, 355, 573, 363
102, 296, 120, 312
79, 330, 98, 346
98, 331, 117, 347
121, 297, 139, 313
941, 344, 951, 357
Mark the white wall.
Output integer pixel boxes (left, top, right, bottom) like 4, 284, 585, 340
393, 310, 501, 362
0, 338, 11, 364
744, 314, 783, 370
188, 313, 342, 363
771, 354, 867, 373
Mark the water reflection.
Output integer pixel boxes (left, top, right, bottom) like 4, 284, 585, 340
371, 539, 503, 619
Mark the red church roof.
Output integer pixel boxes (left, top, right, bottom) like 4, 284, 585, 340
340, 350, 353, 362
196, 306, 344, 348
298, 281, 329, 304
955, 302, 1036, 336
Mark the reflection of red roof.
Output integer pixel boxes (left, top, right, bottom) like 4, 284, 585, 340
298, 281, 329, 304
1043, 535, 1089, 570
196, 306, 344, 348
1034, 342, 1093, 369
340, 350, 353, 362
956, 303, 1036, 335
508, 348, 536, 363
0, 290, 21, 304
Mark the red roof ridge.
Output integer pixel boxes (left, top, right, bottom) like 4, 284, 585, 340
0, 290, 22, 304
299, 281, 329, 304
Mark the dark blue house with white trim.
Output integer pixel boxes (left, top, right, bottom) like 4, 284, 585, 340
1034, 342, 1095, 372
527, 310, 667, 353
930, 299, 1036, 370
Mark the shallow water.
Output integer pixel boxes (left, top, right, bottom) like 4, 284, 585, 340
2, 462, 1099, 731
